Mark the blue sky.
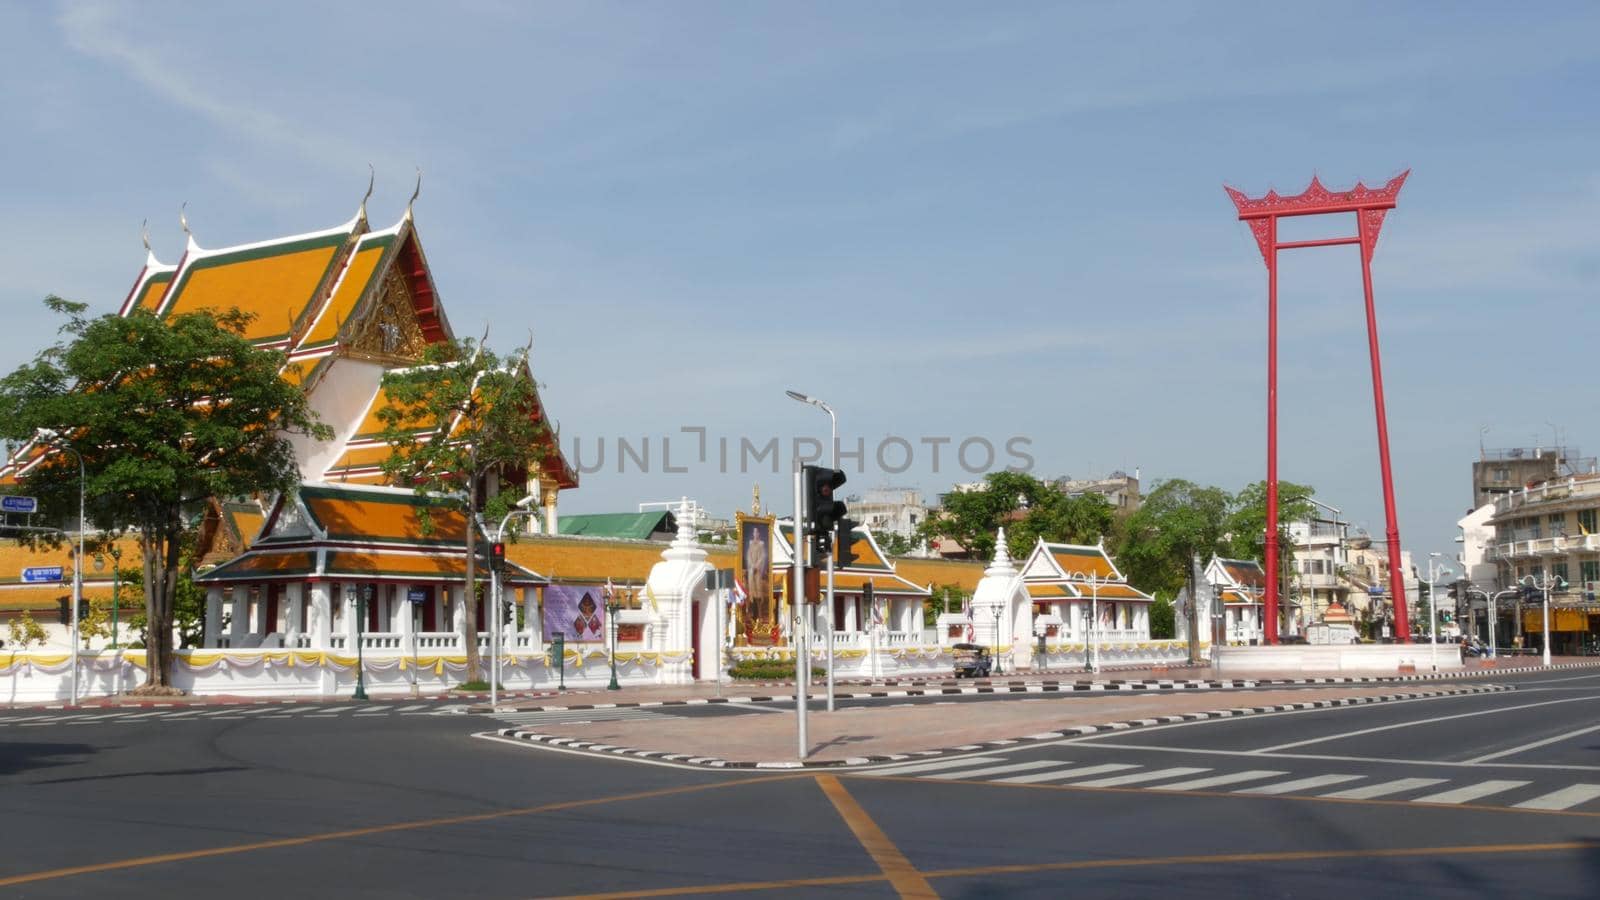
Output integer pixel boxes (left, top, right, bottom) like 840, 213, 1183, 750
2, 2, 1597, 568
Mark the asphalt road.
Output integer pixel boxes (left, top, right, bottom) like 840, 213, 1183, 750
2, 671, 1598, 898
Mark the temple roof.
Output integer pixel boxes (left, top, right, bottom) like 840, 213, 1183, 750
1017, 538, 1153, 602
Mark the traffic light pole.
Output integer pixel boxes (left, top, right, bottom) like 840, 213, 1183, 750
793, 465, 808, 759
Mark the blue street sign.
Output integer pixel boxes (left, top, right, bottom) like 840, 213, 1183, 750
1, 495, 38, 514
407, 587, 428, 604
21, 565, 64, 584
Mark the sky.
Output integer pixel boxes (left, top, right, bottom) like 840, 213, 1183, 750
2, 1, 1597, 569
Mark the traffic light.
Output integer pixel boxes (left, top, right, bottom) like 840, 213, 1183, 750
836, 517, 859, 569
490, 541, 506, 574
803, 465, 847, 556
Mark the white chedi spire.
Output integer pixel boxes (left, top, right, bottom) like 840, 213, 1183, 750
662, 496, 706, 563
985, 528, 1017, 577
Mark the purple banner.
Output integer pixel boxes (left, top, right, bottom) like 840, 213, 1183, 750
544, 584, 606, 643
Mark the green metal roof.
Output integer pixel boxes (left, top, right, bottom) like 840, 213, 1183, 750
558, 512, 674, 541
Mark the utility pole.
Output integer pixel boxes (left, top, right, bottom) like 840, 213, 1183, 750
1187, 553, 1202, 665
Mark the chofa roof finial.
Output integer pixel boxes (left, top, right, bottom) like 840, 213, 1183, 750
406, 166, 422, 218
358, 163, 375, 221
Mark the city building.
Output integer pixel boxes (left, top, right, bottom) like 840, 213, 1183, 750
1054, 470, 1141, 514
1286, 500, 1350, 632
1483, 471, 1600, 654
844, 486, 928, 545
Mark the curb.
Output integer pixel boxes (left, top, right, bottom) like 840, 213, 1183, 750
5, 688, 567, 712
490, 682, 1514, 769
465, 660, 1597, 714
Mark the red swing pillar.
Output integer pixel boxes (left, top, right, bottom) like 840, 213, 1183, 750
1226, 171, 1412, 644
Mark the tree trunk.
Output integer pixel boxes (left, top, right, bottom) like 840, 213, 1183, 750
463, 472, 483, 683
132, 523, 180, 694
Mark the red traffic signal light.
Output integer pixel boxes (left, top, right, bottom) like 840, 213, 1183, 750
803, 465, 847, 537
490, 541, 506, 573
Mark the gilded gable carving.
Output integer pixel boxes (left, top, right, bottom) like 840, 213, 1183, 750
345, 268, 429, 361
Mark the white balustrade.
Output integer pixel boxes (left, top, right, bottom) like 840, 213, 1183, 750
359, 632, 403, 650
414, 631, 462, 651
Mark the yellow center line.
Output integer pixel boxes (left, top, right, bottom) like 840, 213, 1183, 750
815, 773, 939, 899
0, 774, 804, 889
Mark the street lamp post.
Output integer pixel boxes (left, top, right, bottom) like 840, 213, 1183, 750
1520, 574, 1565, 666
786, 389, 838, 712
109, 543, 122, 650
353, 585, 370, 701
1427, 554, 1453, 672
606, 586, 622, 691
1067, 570, 1102, 674
39, 433, 86, 706
491, 495, 540, 708
992, 605, 1002, 676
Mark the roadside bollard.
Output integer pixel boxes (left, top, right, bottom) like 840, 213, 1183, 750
552, 633, 565, 690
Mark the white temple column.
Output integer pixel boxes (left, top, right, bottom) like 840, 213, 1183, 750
205, 587, 223, 647
450, 585, 467, 651
228, 587, 247, 644
524, 587, 542, 641
310, 582, 332, 650
643, 498, 710, 683
396, 583, 416, 638
256, 588, 270, 637
284, 582, 304, 648
543, 482, 559, 537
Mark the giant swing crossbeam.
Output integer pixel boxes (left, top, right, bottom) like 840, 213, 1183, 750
1225, 171, 1412, 644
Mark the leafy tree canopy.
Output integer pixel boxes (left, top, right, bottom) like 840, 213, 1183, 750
0, 297, 328, 689
918, 471, 1115, 560
377, 337, 552, 682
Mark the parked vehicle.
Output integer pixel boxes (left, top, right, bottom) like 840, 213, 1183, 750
952, 643, 992, 678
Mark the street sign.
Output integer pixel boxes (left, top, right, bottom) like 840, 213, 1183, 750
1, 496, 38, 514
407, 587, 428, 604
21, 565, 64, 584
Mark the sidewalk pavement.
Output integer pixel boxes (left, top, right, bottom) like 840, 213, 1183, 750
484, 657, 1599, 767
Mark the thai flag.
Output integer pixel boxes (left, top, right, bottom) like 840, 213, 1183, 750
732, 578, 748, 606
964, 600, 975, 642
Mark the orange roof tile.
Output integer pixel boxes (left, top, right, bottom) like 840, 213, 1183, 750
299, 236, 393, 351
297, 486, 468, 546
891, 557, 984, 593
160, 231, 351, 345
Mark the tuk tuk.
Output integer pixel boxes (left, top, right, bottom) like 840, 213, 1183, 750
952, 643, 992, 678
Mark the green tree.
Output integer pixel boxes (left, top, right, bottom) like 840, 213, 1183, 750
0, 297, 327, 692
925, 584, 965, 628
7, 608, 48, 649
1148, 595, 1176, 640
377, 338, 552, 683
918, 472, 1115, 560
1225, 479, 1316, 600
877, 531, 916, 557
1116, 479, 1232, 662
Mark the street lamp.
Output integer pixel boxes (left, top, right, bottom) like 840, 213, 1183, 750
38, 430, 85, 705
992, 605, 1003, 676
786, 389, 839, 712
1427, 553, 1453, 671
1520, 573, 1566, 666
606, 584, 623, 691
108, 542, 122, 650
491, 495, 540, 708
1067, 570, 1103, 673
353, 584, 371, 701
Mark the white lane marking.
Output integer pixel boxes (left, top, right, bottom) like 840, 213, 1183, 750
1149, 770, 1287, 791
1066, 767, 1211, 788
1464, 722, 1600, 764
396, 704, 430, 712
117, 711, 174, 719
354, 705, 391, 713
1513, 784, 1600, 811
1411, 780, 1531, 805
59, 713, 128, 722
870, 755, 1011, 777
924, 760, 1070, 780
1253, 695, 1600, 753
1065, 693, 1490, 746
0, 715, 65, 724
994, 763, 1140, 784
1321, 777, 1447, 800
1236, 774, 1366, 795
159, 710, 205, 719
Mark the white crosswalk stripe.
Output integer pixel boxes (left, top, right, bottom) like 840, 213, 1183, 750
1148, 770, 1287, 792
880, 754, 1600, 812
1513, 784, 1600, 811
1236, 774, 1366, 795
492, 708, 673, 727
1067, 767, 1212, 788
1321, 778, 1448, 800
993, 763, 1139, 784
1411, 780, 1531, 805
924, 760, 1071, 780
868, 756, 1011, 777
